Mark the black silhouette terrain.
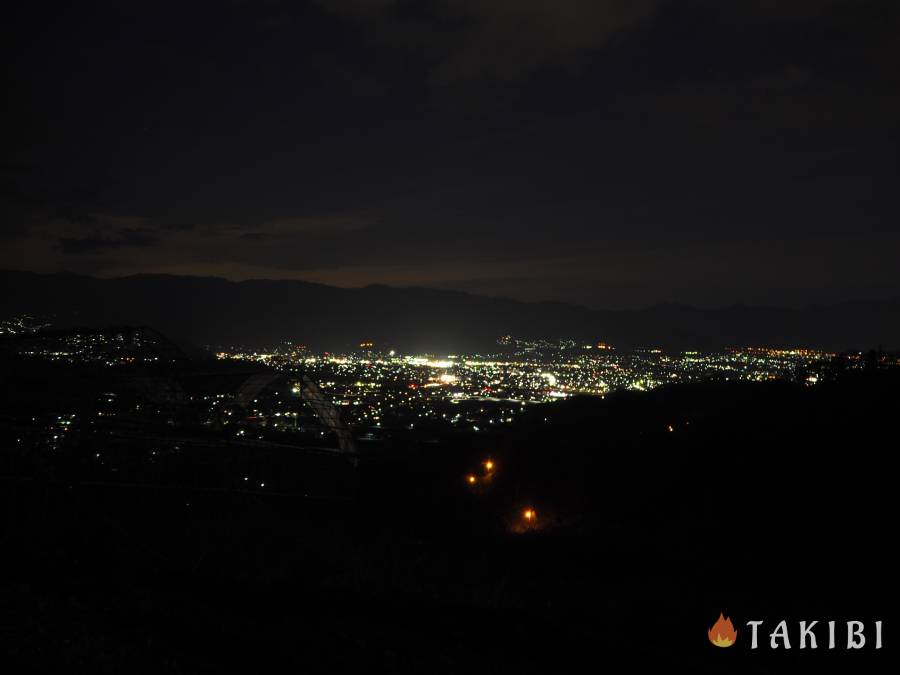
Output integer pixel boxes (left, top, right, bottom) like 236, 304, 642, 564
3, 269, 899, 352
2, 347, 895, 673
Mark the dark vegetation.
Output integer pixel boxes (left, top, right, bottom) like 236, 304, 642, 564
2, 357, 897, 673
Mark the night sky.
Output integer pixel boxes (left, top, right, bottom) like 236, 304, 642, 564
3, 0, 898, 309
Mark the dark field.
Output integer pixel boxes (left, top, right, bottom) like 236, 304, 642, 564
2, 371, 896, 673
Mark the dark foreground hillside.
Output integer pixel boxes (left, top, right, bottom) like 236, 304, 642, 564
2, 372, 897, 673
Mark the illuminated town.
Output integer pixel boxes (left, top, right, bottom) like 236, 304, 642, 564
8, 315, 884, 468
210, 339, 843, 430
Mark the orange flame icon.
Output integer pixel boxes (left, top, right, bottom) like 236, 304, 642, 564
708, 612, 737, 647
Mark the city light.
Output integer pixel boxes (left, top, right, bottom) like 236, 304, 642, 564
200, 340, 844, 432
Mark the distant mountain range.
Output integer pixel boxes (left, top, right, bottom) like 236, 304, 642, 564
1, 270, 898, 353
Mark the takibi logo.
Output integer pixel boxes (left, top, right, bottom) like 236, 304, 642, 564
708, 613, 883, 650
708, 612, 737, 647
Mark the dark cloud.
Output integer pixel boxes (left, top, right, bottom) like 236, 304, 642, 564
55, 207, 99, 227
158, 222, 197, 232
317, 0, 662, 91
58, 228, 159, 254
239, 232, 270, 241
2, 0, 897, 307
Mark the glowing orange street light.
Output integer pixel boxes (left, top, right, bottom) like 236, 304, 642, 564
484, 460, 494, 472
523, 508, 536, 521
467, 474, 477, 485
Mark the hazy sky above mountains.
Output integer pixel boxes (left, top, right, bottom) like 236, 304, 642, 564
3, 0, 898, 309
